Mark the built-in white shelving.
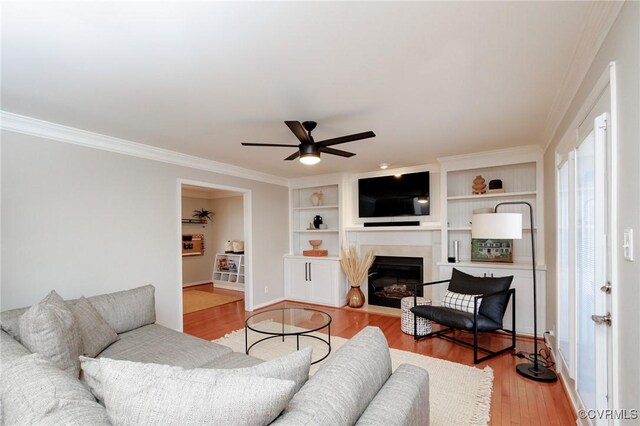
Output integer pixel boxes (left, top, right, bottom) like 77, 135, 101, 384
290, 184, 340, 256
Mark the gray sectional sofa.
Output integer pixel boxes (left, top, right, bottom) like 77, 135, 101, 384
0, 285, 429, 425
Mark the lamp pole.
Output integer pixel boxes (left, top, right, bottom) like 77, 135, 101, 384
495, 201, 557, 382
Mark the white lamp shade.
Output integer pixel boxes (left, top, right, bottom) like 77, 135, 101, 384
472, 213, 523, 239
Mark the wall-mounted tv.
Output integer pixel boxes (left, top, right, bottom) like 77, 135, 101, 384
358, 171, 430, 218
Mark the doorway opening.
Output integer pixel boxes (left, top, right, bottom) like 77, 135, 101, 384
178, 180, 252, 332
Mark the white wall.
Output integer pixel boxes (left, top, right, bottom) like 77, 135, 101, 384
543, 1, 639, 413
208, 195, 244, 254
181, 196, 216, 286
1, 132, 289, 330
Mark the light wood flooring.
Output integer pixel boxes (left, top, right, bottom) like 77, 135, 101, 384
183, 284, 575, 426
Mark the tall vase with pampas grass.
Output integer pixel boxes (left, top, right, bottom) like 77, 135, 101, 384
340, 247, 375, 308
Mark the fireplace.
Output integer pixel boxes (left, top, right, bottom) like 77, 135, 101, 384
368, 256, 423, 308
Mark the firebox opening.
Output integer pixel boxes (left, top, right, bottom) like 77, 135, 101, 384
368, 256, 423, 309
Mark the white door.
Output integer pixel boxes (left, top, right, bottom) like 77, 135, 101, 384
575, 109, 611, 421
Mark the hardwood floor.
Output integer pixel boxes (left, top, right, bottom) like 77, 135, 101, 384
183, 284, 575, 425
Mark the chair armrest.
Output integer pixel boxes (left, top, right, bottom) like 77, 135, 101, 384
412, 279, 450, 290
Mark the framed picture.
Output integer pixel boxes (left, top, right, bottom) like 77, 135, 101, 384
471, 239, 513, 263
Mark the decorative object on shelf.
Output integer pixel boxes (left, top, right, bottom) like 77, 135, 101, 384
313, 215, 323, 229
232, 240, 244, 254
487, 179, 505, 194
318, 224, 328, 230
340, 247, 376, 308
307, 222, 314, 230
473, 207, 494, 214
470, 238, 513, 263
224, 240, 233, 253
472, 202, 557, 383
192, 209, 214, 224
472, 175, 487, 195
310, 190, 324, 206
304, 240, 328, 257
309, 240, 323, 250
453, 240, 460, 263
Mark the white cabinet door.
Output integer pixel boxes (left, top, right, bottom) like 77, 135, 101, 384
308, 260, 335, 306
285, 258, 310, 301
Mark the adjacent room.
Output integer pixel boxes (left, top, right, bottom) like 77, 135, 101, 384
1, 2, 638, 425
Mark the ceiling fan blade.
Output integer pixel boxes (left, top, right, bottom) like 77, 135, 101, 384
319, 147, 356, 158
317, 131, 376, 147
284, 151, 301, 161
285, 121, 312, 144
241, 143, 299, 147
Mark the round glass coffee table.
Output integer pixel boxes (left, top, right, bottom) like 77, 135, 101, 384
245, 308, 332, 365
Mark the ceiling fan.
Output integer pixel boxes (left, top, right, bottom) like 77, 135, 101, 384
241, 121, 376, 165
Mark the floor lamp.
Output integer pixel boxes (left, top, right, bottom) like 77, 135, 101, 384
472, 201, 557, 383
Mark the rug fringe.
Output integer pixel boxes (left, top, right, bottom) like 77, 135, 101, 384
469, 366, 494, 426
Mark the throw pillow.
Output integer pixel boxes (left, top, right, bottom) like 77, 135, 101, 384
18, 290, 82, 377
80, 346, 312, 403
442, 290, 482, 313
85, 357, 295, 426
70, 297, 118, 357
0, 354, 109, 425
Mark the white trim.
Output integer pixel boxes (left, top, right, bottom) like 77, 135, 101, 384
438, 145, 542, 172
542, 1, 624, 152
1, 111, 289, 187
177, 178, 255, 320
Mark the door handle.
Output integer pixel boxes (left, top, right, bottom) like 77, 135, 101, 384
308, 263, 312, 282
600, 282, 612, 294
591, 313, 612, 326
305, 263, 308, 281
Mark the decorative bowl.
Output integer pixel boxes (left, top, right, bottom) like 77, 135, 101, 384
309, 240, 323, 250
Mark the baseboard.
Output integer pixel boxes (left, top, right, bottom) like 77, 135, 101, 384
250, 298, 285, 311
183, 280, 212, 288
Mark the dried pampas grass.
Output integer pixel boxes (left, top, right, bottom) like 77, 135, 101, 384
340, 247, 375, 287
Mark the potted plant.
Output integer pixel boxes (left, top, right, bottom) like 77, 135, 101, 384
193, 209, 214, 224
340, 247, 375, 308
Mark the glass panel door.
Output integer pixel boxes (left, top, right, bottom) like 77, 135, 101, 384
557, 160, 572, 373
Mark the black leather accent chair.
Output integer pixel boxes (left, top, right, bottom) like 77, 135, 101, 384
411, 268, 516, 364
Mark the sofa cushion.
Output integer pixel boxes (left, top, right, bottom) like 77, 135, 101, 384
86, 284, 156, 334
356, 364, 430, 426
85, 357, 296, 426
96, 323, 232, 366
70, 297, 119, 357
448, 268, 513, 324
198, 351, 264, 369
0, 330, 30, 369
82, 346, 312, 403
273, 326, 392, 426
0, 306, 28, 342
0, 353, 109, 426
18, 290, 82, 377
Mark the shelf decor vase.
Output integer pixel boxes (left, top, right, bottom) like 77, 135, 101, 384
340, 246, 376, 309
347, 286, 365, 308
310, 191, 324, 207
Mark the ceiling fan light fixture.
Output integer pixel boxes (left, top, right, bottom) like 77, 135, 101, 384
299, 153, 321, 165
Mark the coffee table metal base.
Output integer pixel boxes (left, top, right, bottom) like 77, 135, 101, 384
244, 310, 332, 365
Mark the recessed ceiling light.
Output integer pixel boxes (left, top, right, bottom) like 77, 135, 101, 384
379, 163, 390, 170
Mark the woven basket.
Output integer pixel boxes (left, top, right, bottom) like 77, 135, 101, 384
401, 297, 432, 335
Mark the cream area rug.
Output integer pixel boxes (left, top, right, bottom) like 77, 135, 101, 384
214, 324, 493, 426
182, 290, 242, 314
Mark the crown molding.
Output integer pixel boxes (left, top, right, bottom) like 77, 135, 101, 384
542, 0, 624, 151
0, 111, 289, 187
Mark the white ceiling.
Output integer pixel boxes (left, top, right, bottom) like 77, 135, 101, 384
2, 1, 601, 178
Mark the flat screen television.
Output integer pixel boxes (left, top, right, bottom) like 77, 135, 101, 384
358, 171, 430, 218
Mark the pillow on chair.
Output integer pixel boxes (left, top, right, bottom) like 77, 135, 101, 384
442, 291, 482, 314
448, 268, 513, 323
